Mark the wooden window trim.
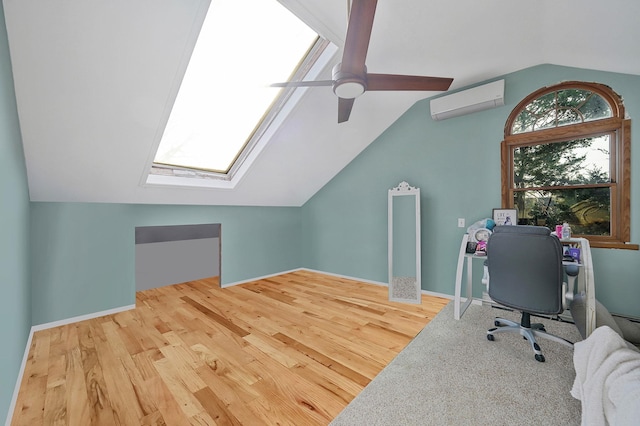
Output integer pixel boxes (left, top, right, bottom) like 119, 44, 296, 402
501, 82, 637, 250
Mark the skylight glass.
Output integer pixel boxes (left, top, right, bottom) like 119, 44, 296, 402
153, 0, 318, 174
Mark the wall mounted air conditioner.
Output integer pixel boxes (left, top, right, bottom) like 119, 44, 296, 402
430, 79, 505, 121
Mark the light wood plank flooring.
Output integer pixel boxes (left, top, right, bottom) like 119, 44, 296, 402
11, 270, 449, 425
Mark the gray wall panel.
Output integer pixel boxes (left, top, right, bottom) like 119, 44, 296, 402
135, 223, 220, 244
135, 237, 220, 290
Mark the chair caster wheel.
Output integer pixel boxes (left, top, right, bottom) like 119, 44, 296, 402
535, 354, 545, 362
487, 334, 495, 341
494, 320, 501, 327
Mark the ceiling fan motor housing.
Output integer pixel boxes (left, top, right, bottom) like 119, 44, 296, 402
332, 62, 367, 98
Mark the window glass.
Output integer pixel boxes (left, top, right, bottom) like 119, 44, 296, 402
153, 0, 319, 174
514, 188, 611, 236
579, 93, 613, 121
512, 89, 613, 134
513, 135, 610, 188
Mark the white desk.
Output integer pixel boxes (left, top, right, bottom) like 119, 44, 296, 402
453, 233, 485, 320
453, 233, 597, 336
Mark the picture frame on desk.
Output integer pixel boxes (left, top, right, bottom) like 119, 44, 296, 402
493, 208, 517, 226
465, 241, 477, 253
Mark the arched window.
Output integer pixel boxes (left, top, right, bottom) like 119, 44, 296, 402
501, 81, 635, 249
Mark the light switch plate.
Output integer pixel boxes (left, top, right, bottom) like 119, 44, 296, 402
458, 218, 465, 228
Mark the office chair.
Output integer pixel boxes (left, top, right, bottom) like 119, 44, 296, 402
485, 225, 574, 362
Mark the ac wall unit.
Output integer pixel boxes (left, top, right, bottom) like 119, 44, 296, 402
430, 79, 505, 121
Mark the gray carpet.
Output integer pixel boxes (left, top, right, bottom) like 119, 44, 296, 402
331, 301, 582, 426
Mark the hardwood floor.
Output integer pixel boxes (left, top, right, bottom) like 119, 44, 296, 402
11, 270, 449, 425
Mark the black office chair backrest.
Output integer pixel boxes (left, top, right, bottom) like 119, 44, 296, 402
486, 225, 564, 315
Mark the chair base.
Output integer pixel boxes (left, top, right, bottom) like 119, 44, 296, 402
487, 316, 573, 362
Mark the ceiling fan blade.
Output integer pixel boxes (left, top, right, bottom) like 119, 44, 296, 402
270, 80, 334, 88
366, 74, 453, 91
338, 97, 355, 123
341, 0, 377, 75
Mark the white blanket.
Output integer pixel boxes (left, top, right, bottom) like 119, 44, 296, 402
571, 326, 640, 426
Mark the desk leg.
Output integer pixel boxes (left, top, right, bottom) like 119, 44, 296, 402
454, 234, 468, 320
457, 256, 474, 317
571, 238, 596, 337
580, 239, 596, 336
466, 256, 473, 302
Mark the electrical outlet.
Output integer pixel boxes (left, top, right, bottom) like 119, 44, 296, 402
458, 218, 465, 228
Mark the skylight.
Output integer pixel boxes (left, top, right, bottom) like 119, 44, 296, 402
151, 0, 320, 178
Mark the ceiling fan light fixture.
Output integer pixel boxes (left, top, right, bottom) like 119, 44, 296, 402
333, 80, 366, 98
332, 62, 366, 99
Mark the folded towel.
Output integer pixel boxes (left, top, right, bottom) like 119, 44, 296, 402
571, 326, 640, 426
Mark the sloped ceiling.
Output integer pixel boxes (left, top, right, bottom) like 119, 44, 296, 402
4, 0, 640, 206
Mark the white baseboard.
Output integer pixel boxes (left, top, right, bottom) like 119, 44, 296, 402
221, 268, 305, 288
31, 304, 136, 332
299, 268, 456, 301
300, 268, 389, 287
5, 330, 34, 426
6, 303, 135, 426
224, 268, 456, 303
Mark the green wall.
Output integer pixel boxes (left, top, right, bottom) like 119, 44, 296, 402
30, 203, 302, 325
0, 3, 31, 423
302, 64, 640, 318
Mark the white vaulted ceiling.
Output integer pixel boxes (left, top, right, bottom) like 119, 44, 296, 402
3, 0, 640, 206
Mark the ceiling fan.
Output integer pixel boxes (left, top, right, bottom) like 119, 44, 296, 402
271, 0, 454, 123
